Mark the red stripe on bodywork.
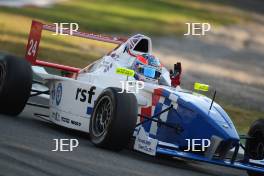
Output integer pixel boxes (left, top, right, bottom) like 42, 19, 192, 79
152, 94, 160, 106
154, 88, 163, 96
35, 60, 80, 73
140, 106, 152, 122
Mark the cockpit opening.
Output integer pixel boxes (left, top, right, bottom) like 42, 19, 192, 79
133, 39, 149, 53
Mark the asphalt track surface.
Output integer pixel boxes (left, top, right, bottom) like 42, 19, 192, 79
0, 105, 247, 176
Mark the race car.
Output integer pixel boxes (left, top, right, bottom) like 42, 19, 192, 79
0, 20, 263, 176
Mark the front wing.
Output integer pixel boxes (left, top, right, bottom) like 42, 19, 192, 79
133, 127, 264, 174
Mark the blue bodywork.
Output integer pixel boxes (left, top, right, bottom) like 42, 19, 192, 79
138, 87, 264, 174
157, 147, 264, 173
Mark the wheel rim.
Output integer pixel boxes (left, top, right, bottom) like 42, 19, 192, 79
92, 96, 112, 137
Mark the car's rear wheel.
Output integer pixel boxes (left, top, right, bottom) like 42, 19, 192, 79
245, 119, 264, 176
0, 54, 32, 116
89, 87, 138, 151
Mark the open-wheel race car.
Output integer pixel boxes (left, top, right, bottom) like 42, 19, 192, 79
0, 20, 263, 176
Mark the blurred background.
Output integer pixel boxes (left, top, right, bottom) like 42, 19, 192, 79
0, 0, 263, 133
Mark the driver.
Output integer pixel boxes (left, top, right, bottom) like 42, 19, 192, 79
131, 54, 162, 84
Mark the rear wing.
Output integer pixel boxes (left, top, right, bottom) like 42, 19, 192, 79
25, 20, 127, 73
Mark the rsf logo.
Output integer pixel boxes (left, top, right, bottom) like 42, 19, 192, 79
75, 86, 96, 103
56, 83, 63, 105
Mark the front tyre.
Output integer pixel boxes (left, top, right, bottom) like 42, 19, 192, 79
0, 54, 32, 116
245, 119, 264, 176
89, 87, 138, 151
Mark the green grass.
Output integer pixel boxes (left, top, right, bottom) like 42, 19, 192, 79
0, 0, 251, 64
223, 105, 263, 134
0, 12, 116, 67
1, 0, 249, 36
0, 0, 251, 66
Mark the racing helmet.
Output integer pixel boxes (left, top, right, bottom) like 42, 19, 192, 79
132, 54, 162, 84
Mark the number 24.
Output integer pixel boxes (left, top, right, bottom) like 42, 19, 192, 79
27, 39, 38, 56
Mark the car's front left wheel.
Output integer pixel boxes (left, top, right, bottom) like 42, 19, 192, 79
89, 87, 138, 151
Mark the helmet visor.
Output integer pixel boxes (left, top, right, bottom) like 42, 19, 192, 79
137, 66, 161, 79
143, 67, 156, 78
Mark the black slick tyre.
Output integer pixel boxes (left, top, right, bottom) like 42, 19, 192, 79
0, 54, 32, 116
89, 87, 138, 151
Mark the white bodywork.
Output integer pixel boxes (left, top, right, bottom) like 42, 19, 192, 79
33, 34, 174, 134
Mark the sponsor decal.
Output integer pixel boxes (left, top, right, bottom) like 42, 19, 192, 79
194, 82, 209, 92
116, 67, 135, 77
61, 117, 70, 124
75, 86, 96, 104
71, 120, 81, 126
134, 127, 158, 156
110, 53, 119, 61
56, 83, 63, 105
61, 116, 81, 127
103, 63, 113, 72
52, 111, 61, 122
86, 107, 93, 115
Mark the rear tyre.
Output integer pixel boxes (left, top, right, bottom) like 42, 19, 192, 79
89, 87, 138, 151
0, 54, 32, 116
245, 119, 264, 176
